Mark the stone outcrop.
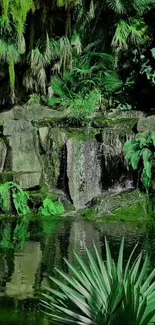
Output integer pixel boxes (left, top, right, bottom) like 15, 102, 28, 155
83, 189, 150, 219
0, 105, 146, 209
137, 115, 155, 133
67, 136, 101, 209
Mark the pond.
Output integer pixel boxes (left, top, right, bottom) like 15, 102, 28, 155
0, 217, 155, 325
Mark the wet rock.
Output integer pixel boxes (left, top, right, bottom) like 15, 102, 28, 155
3, 119, 42, 189
38, 127, 49, 151
0, 139, 7, 172
12, 104, 70, 122
105, 109, 145, 119
67, 135, 102, 209
42, 127, 67, 189
137, 115, 155, 133
86, 189, 150, 219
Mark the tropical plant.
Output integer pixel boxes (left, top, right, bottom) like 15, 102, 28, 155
39, 198, 65, 217
42, 238, 155, 325
123, 132, 155, 192
0, 182, 30, 215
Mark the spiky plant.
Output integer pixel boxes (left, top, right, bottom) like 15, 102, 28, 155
123, 132, 155, 193
42, 238, 155, 325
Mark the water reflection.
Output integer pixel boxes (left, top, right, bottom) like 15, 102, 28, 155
0, 218, 155, 324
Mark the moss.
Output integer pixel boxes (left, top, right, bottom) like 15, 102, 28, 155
82, 205, 152, 222
0, 172, 14, 183
67, 128, 98, 141
92, 117, 138, 131
112, 204, 151, 220
82, 190, 152, 222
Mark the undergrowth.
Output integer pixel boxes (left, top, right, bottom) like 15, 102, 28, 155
0, 182, 65, 216
0, 182, 30, 215
123, 132, 155, 192
39, 198, 65, 217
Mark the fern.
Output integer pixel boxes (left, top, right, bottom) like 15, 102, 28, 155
123, 133, 155, 192
12, 187, 30, 215
39, 198, 65, 217
0, 182, 30, 215
0, 182, 12, 213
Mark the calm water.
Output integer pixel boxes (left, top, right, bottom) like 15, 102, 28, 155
0, 216, 155, 325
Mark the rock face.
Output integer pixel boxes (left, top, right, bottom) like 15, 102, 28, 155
83, 189, 150, 219
3, 119, 42, 189
67, 137, 102, 209
137, 115, 155, 133
0, 105, 145, 209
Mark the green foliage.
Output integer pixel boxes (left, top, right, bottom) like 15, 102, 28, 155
0, 223, 12, 249
42, 238, 155, 325
0, 217, 29, 250
39, 198, 65, 217
0, 0, 154, 110
123, 133, 155, 192
140, 50, 155, 86
0, 182, 30, 215
13, 216, 29, 249
48, 47, 126, 116
0, 0, 35, 99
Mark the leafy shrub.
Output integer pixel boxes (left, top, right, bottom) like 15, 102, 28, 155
123, 133, 155, 192
39, 198, 65, 216
48, 74, 101, 120
42, 238, 155, 325
0, 182, 30, 215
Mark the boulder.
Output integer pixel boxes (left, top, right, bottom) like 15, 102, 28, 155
105, 109, 145, 119
137, 115, 155, 133
3, 119, 42, 189
67, 136, 102, 209
12, 104, 70, 122
83, 189, 150, 219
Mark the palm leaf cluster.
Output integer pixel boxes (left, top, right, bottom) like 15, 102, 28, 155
42, 238, 155, 325
123, 132, 155, 192
0, 0, 154, 108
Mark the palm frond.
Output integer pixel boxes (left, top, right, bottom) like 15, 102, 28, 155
101, 70, 123, 92
42, 239, 155, 325
134, 0, 155, 14
112, 20, 130, 50
106, 0, 127, 14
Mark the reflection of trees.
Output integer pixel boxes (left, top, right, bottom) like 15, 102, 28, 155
0, 221, 14, 294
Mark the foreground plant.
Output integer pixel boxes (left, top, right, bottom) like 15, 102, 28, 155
42, 238, 155, 325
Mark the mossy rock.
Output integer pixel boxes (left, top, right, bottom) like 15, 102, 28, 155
82, 189, 152, 221
67, 128, 98, 141
92, 117, 138, 131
